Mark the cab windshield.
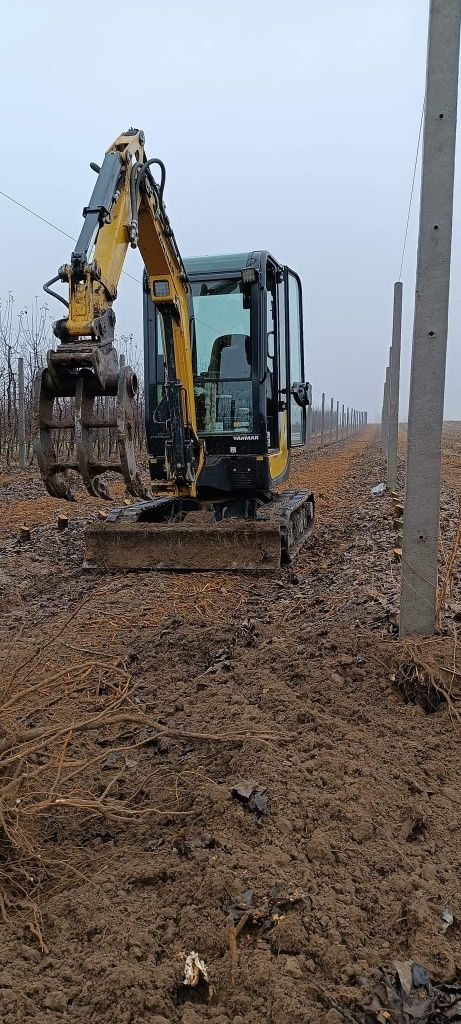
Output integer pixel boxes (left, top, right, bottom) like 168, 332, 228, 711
191, 278, 253, 435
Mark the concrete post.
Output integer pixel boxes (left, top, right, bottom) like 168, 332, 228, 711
401, 0, 461, 636
320, 392, 325, 446
386, 374, 390, 446
306, 402, 312, 447
335, 400, 339, 441
382, 368, 390, 450
329, 397, 334, 440
341, 403, 345, 439
346, 407, 350, 437
18, 357, 26, 468
387, 282, 403, 491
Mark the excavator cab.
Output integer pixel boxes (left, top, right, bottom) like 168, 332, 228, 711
144, 251, 311, 505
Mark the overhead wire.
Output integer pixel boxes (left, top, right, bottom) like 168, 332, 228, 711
398, 98, 425, 281
0, 189, 142, 285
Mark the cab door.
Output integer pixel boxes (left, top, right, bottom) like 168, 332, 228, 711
265, 259, 288, 453
286, 269, 306, 447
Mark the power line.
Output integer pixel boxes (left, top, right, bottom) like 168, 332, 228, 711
398, 98, 425, 280
0, 190, 76, 242
0, 189, 142, 286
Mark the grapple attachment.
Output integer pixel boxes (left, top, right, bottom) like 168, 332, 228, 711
32, 332, 151, 502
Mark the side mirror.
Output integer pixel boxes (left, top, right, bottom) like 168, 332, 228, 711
291, 382, 312, 408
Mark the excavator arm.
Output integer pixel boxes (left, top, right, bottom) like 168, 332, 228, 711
34, 128, 204, 501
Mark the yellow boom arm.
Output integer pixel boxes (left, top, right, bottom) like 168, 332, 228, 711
42, 128, 203, 498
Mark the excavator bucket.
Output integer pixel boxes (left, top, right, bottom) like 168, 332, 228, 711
83, 490, 314, 572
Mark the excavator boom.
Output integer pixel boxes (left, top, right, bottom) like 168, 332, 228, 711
34, 128, 203, 502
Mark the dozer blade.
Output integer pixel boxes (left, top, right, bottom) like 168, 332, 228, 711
85, 519, 282, 571
83, 490, 314, 572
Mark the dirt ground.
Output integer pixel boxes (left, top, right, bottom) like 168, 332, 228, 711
1, 427, 461, 1023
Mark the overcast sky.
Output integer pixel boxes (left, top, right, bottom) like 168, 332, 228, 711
1, 0, 459, 420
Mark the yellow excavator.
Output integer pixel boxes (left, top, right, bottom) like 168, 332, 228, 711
33, 129, 314, 570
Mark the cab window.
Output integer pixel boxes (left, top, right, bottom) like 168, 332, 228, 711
191, 278, 253, 434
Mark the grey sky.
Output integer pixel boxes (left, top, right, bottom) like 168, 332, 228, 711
1, 0, 458, 420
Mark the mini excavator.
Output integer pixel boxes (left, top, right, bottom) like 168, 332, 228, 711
33, 129, 314, 570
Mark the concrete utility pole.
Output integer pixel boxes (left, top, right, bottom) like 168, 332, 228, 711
18, 357, 26, 469
401, 0, 461, 637
382, 366, 390, 451
387, 282, 403, 491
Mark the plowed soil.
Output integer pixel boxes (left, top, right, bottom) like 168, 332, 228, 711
1, 428, 461, 1024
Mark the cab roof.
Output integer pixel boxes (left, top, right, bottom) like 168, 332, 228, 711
184, 251, 281, 278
